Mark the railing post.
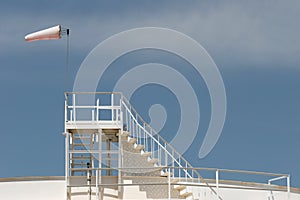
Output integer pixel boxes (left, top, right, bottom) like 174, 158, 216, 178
143, 123, 146, 148
70, 110, 73, 122
96, 169, 99, 200
131, 114, 134, 137
137, 122, 139, 144
72, 94, 76, 121
135, 113, 138, 142
192, 170, 194, 183
178, 157, 181, 181
185, 162, 187, 182
92, 110, 95, 121
168, 167, 171, 200
64, 99, 67, 122
158, 138, 161, 165
96, 98, 99, 121
172, 149, 175, 179
151, 130, 154, 157
287, 175, 290, 200
125, 109, 128, 132
216, 169, 219, 200
165, 143, 167, 167
111, 93, 114, 121
65, 131, 70, 200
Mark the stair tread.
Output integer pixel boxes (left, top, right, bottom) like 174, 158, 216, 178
160, 171, 173, 177
174, 184, 186, 190
121, 131, 131, 136
128, 137, 137, 144
73, 143, 91, 146
71, 157, 91, 160
148, 158, 158, 164
180, 191, 193, 197
73, 137, 92, 139
134, 144, 144, 150
141, 151, 151, 157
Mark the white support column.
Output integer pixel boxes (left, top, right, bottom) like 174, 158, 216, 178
168, 168, 171, 200
118, 129, 122, 195
64, 97, 70, 200
72, 94, 76, 121
172, 149, 175, 179
64, 131, 70, 200
165, 143, 167, 167
216, 170, 219, 200
287, 175, 290, 200
98, 129, 102, 187
65, 99, 68, 123
185, 162, 187, 182
111, 93, 114, 121
96, 98, 99, 121
96, 169, 99, 200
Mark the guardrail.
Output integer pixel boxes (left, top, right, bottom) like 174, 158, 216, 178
64, 92, 291, 200
68, 166, 291, 200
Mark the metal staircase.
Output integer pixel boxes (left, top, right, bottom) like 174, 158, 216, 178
64, 92, 222, 200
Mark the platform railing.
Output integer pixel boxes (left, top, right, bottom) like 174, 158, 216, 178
121, 96, 222, 199
65, 92, 122, 123
68, 166, 291, 200
65, 92, 221, 199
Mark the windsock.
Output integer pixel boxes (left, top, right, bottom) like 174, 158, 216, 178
25, 25, 61, 42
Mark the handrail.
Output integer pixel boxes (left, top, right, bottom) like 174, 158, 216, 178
65, 92, 221, 199
121, 95, 222, 199
64, 92, 291, 200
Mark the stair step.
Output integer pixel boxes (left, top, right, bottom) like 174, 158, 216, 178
174, 184, 186, 190
128, 137, 137, 144
141, 151, 151, 157
170, 178, 179, 183
180, 191, 193, 198
71, 156, 91, 160
160, 171, 173, 177
72, 143, 91, 146
122, 131, 131, 136
134, 144, 144, 150
73, 137, 91, 140
148, 158, 158, 164
71, 163, 87, 166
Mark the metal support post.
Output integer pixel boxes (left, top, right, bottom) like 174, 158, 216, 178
96, 169, 99, 200
87, 163, 92, 200
216, 170, 219, 200
98, 129, 102, 188
64, 131, 70, 200
287, 175, 290, 200
72, 94, 76, 121
168, 168, 171, 200
111, 93, 114, 121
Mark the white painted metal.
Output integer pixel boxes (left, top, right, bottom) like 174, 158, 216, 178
216, 169, 219, 200
168, 168, 171, 200
61, 92, 296, 200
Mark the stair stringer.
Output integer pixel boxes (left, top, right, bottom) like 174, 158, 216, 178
120, 134, 161, 177
120, 134, 184, 199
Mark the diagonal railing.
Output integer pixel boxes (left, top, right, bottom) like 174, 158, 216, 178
65, 92, 222, 199
121, 95, 222, 199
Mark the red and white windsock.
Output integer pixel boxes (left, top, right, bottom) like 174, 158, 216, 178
25, 25, 61, 42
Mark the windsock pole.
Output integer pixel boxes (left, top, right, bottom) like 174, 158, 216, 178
66, 29, 70, 93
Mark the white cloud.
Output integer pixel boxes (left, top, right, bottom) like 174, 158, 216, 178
1, 1, 300, 69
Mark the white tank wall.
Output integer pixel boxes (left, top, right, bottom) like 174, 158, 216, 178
0, 178, 300, 200
187, 184, 300, 200
0, 180, 65, 200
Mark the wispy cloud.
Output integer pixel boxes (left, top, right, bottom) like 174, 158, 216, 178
1, 1, 300, 69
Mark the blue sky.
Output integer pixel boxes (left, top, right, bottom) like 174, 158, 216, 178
0, 0, 300, 187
